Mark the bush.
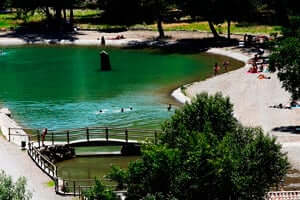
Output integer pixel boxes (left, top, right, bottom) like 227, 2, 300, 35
82, 179, 118, 200
0, 170, 32, 200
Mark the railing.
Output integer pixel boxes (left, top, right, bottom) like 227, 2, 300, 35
10, 126, 161, 197
27, 142, 57, 180
266, 191, 300, 200
30, 126, 160, 147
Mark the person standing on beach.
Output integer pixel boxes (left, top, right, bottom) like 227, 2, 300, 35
223, 61, 229, 72
214, 63, 220, 76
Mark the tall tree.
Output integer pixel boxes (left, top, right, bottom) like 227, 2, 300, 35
179, 0, 256, 39
108, 93, 289, 200
140, 0, 175, 38
269, 37, 300, 100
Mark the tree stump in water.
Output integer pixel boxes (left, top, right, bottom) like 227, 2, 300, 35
100, 50, 111, 71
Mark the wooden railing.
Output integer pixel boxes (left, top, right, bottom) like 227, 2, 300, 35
27, 142, 57, 180
30, 126, 160, 147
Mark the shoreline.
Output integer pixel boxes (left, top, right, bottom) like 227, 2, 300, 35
172, 47, 300, 171
171, 47, 249, 104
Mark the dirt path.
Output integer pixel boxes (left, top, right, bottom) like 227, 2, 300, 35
0, 136, 72, 200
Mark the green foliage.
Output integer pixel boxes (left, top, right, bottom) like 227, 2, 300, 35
82, 179, 118, 200
126, 145, 181, 200
161, 92, 237, 147
110, 93, 289, 200
0, 170, 32, 200
269, 37, 300, 100
107, 165, 128, 190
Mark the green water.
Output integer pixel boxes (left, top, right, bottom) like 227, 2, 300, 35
56, 156, 139, 180
0, 46, 242, 130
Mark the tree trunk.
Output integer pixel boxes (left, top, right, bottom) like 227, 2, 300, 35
45, 7, 52, 20
157, 15, 165, 38
63, 9, 67, 21
55, 7, 62, 21
227, 19, 231, 39
208, 20, 220, 38
70, 8, 74, 25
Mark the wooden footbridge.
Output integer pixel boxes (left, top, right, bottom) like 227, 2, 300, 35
26, 126, 160, 148
16, 126, 161, 197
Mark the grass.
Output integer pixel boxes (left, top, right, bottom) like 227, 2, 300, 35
133, 21, 282, 35
0, 9, 282, 35
46, 180, 55, 188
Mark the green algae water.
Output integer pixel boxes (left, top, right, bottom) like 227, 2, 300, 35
0, 46, 242, 130
56, 156, 139, 180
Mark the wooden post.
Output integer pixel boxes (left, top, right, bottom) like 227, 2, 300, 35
125, 129, 128, 143
73, 181, 76, 196
8, 128, 11, 142
37, 130, 41, 148
67, 130, 70, 145
154, 131, 157, 145
86, 128, 89, 142
51, 132, 54, 145
105, 127, 109, 141
55, 166, 58, 178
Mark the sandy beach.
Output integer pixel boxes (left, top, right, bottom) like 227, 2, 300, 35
173, 47, 300, 170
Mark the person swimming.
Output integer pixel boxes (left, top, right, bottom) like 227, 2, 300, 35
167, 104, 172, 111
121, 108, 124, 112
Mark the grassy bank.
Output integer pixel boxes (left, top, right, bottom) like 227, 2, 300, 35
0, 9, 281, 35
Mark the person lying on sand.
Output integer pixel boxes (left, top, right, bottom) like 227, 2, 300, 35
108, 35, 125, 40
269, 103, 291, 109
257, 74, 271, 79
248, 65, 258, 73
291, 100, 300, 108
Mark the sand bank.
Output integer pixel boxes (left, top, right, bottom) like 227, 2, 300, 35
173, 47, 300, 170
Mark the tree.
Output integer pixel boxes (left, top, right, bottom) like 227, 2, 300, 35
82, 179, 118, 200
140, 0, 175, 38
269, 37, 300, 100
0, 170, 32, 200
179, 0, 256, 39
109, 93, 289, 200
98, 0, 143, 26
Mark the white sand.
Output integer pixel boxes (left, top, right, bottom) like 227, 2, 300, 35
173, 47, 300, 169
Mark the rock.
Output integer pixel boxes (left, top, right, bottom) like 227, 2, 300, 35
40, 145, 75, 163
100, 51, 111, 71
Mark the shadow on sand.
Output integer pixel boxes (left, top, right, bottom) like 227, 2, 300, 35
272, 126, 300, 134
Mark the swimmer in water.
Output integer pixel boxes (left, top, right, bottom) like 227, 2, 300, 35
167, 104, 172, 111
99, 109, 103, 113
121, 108, 124, 112
129, 107, 133, 110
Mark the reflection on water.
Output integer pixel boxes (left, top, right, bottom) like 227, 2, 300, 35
56, 156, 139, 180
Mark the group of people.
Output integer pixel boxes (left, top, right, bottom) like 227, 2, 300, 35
270, 100, 300, 110
247, 51, 271, 79
214, 60, 230, 76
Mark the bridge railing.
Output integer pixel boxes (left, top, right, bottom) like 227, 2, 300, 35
57, 178, 118, 197
27, 142, 57, 180
35, 126, 161, 146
